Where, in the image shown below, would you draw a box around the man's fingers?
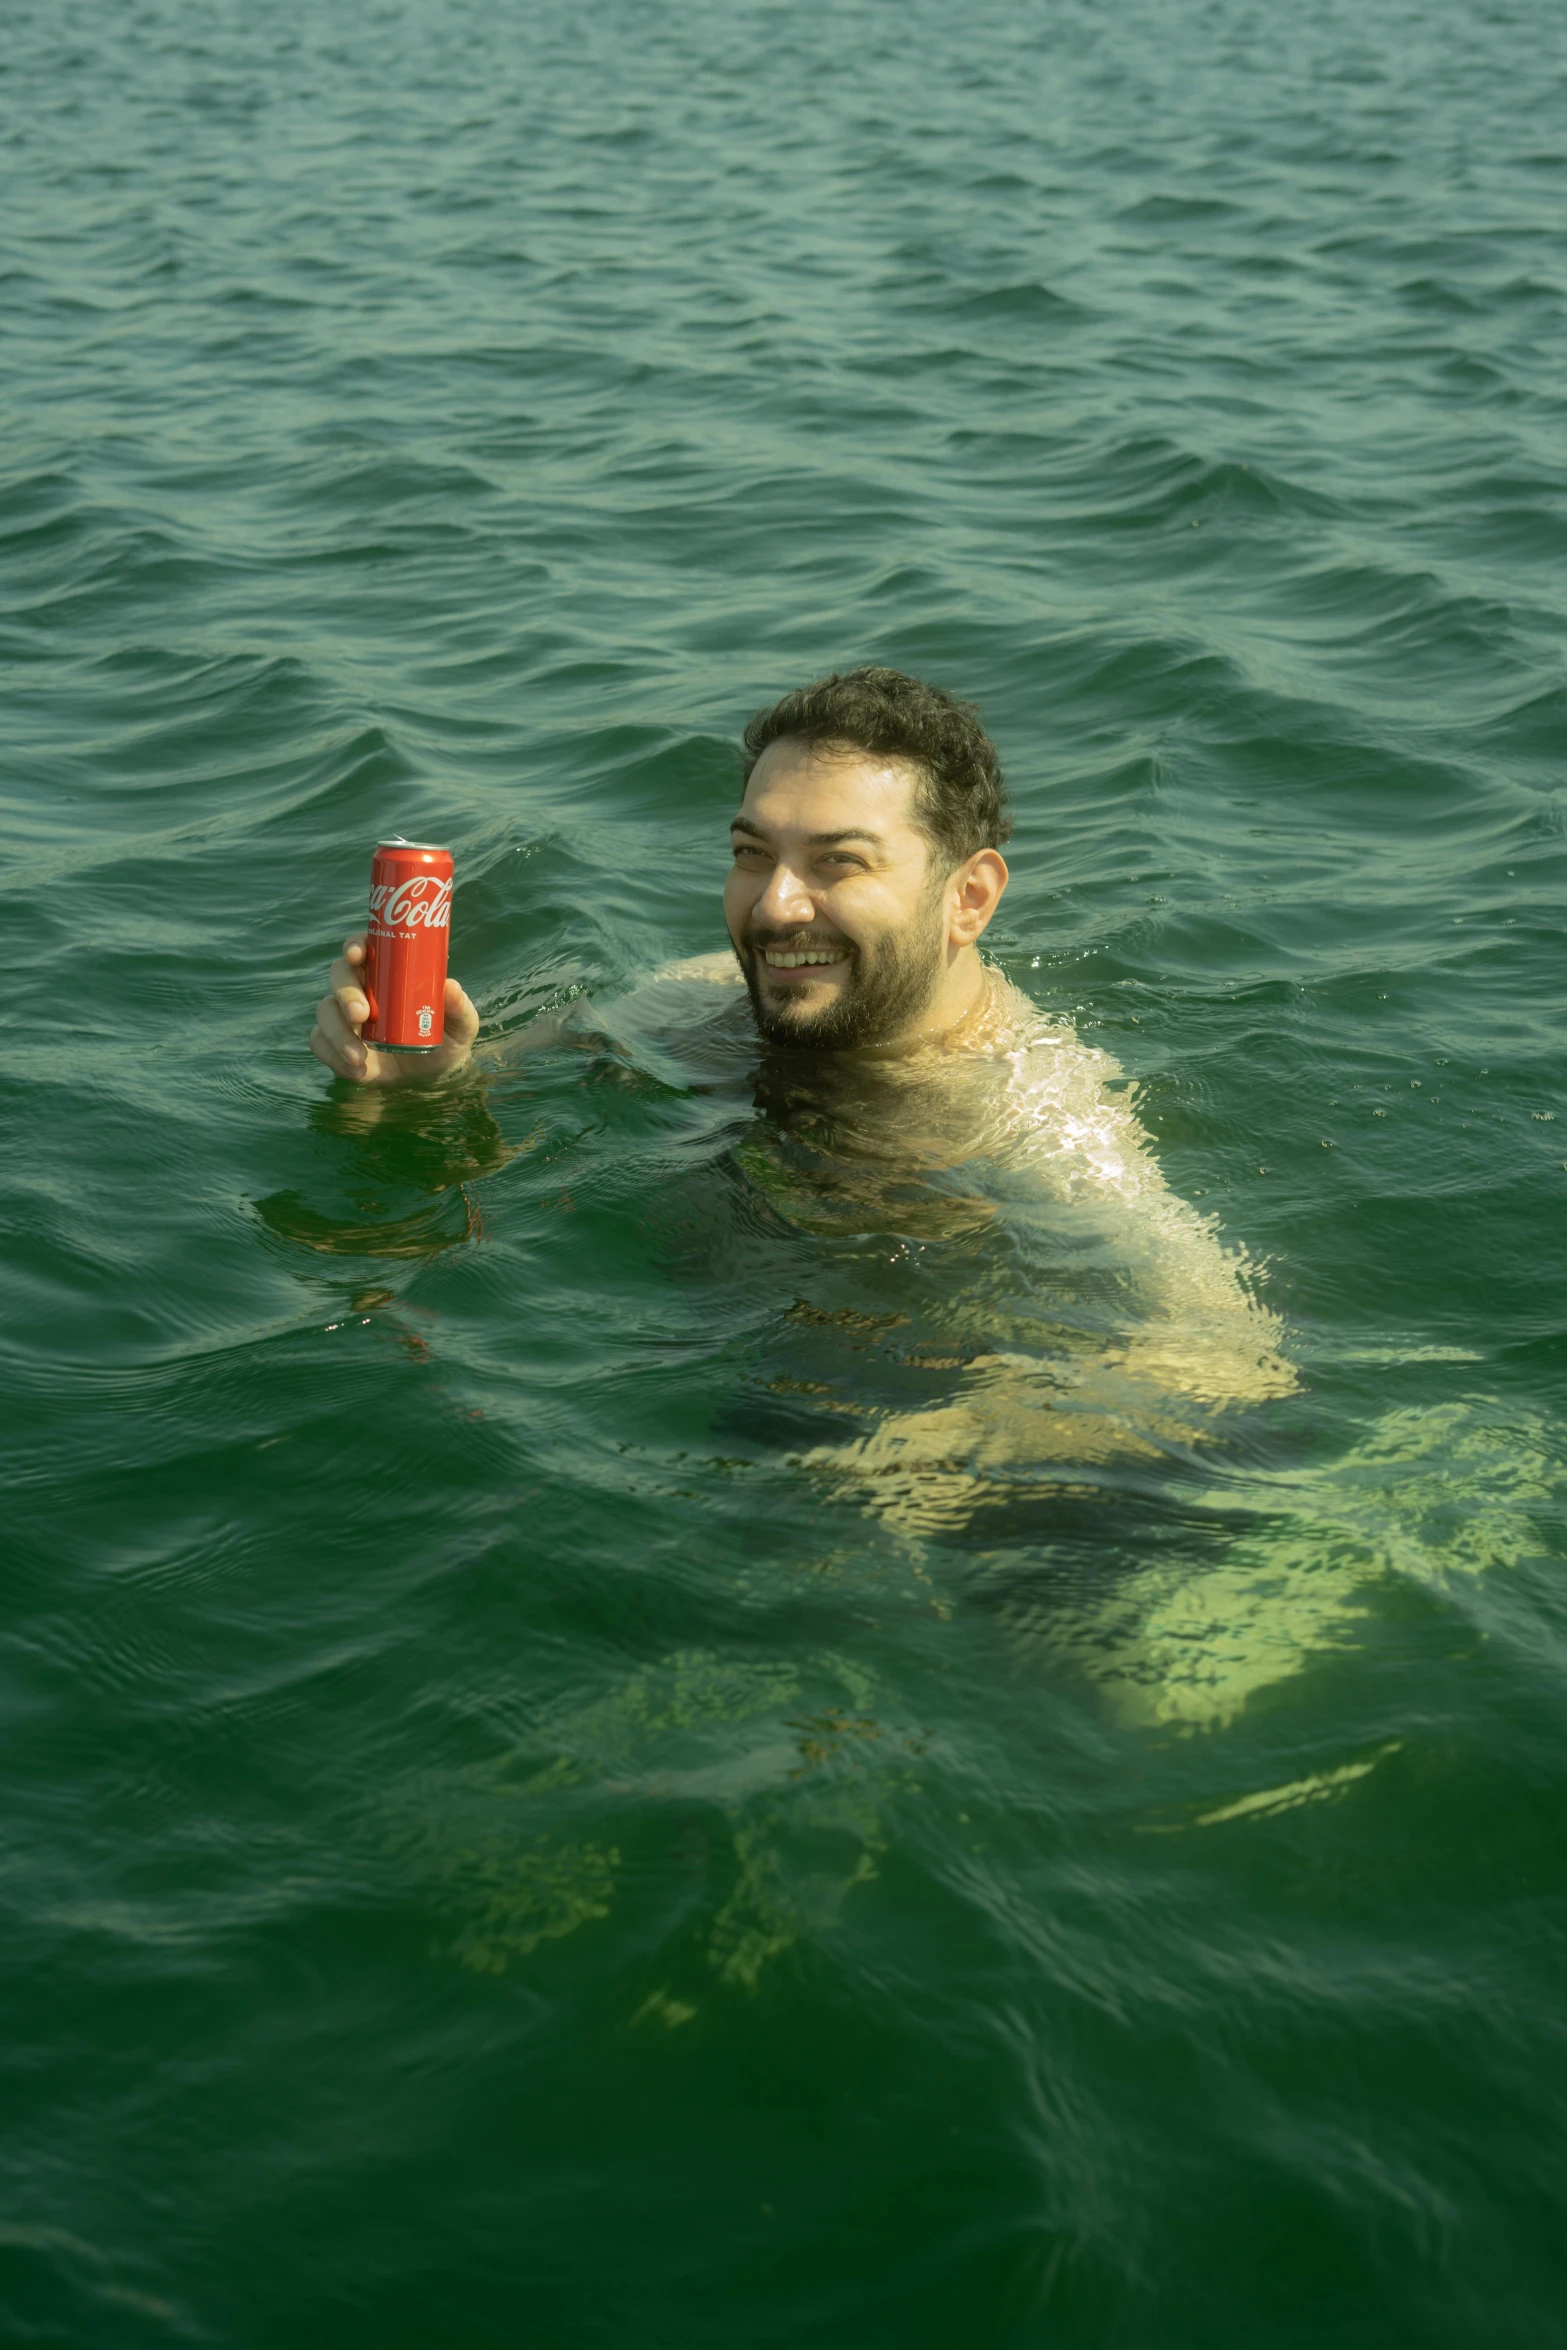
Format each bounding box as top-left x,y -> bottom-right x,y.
327,957 -> 371,1025
331,936 -> 372,1025
309,1022 -> 370,1081
314,992 -> 356,1045
443,978 -> 481,1050
314,994 -> 368,1073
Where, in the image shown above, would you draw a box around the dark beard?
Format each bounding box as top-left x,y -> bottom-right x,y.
734,892 -> 947,1053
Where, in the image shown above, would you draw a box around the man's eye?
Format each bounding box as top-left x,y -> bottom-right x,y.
732,844 -> 768,861
820,855 -> 865,872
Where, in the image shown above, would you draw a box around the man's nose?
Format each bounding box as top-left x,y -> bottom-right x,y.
757,859 -> 816,926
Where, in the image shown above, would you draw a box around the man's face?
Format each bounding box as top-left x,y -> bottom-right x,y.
724,739 -> 951,1051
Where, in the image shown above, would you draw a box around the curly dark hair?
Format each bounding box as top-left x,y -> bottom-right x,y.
740,665 -> 1011,869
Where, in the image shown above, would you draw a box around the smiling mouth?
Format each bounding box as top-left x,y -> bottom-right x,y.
759,946 -> 847,973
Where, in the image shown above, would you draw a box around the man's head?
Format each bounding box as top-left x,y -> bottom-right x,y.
724,667 -> 1011,1052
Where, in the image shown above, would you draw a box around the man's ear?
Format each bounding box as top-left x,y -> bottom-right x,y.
947,850 -> 1009,946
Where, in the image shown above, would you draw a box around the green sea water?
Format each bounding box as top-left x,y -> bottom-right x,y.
5,0 -> 1566,2341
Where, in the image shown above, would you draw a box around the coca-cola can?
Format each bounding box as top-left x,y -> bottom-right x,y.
362,838 -> 453,1050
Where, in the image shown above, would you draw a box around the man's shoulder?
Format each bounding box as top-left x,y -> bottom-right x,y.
553,948 -> 749,1084
959,974 -> 1108,1070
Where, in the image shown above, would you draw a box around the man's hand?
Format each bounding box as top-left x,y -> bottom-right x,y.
309,934 -> 480,1085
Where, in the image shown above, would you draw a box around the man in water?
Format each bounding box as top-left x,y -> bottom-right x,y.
309,667 -> 1292,1501
311,666 -> 1016,1082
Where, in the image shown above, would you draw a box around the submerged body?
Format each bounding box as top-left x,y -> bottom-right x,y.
565,949 -> 1295,1527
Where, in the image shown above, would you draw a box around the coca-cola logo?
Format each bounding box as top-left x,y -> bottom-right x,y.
368,874 -> 452,930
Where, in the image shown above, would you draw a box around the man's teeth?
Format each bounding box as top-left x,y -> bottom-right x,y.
763,948 -> 842,969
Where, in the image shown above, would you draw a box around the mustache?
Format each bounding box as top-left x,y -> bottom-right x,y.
743,926 -> 854,955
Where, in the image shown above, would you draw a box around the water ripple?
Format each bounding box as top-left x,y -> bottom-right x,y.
4,0 -> 1566,2337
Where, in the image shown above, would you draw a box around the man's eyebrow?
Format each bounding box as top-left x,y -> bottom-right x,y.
729,816 -> 888,848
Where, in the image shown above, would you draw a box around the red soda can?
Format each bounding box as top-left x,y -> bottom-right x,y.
362,838 -> 454,1050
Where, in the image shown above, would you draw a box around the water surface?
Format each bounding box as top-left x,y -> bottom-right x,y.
4,0 -> 1566,2341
